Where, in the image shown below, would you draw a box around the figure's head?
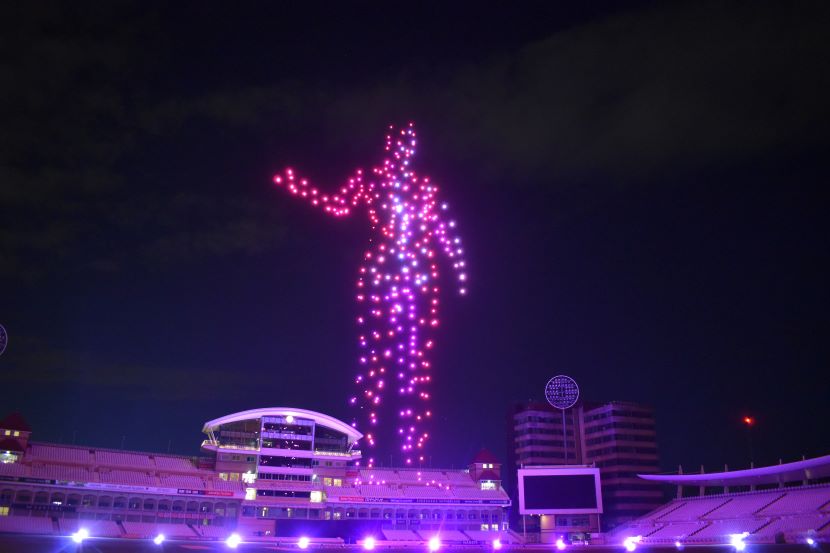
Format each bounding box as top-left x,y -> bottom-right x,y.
383,122 -> 417,170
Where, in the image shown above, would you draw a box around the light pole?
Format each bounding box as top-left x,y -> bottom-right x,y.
742,416 -> 755,466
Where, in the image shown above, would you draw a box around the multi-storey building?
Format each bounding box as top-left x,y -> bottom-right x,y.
581,401 -> 663,530
507,400 -> 663,533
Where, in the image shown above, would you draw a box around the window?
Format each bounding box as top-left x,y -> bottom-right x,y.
0,506 -> 8,516
245,488 -> 257,501
480,481 -> 496,490
310,491 -> 323,503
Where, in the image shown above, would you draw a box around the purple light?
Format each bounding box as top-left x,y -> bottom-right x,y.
492,538 -> 503,550
298,536 -> 311,549
428,536 -> 441,552
71,528 -> 89,543
623,536 -> 642,552
729,532 -> 749,551
274,123 -> 467,463
363,536 -> 376,550
556,538 -> 567,551
226,533 -> 242,549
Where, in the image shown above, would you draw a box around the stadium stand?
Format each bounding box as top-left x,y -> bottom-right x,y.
757,487 -> 830,515
703,492 -> 786,518
645,522 -> 707,540
418,529 -> 469,542
158,474 -> 206,489
30,464 -> 91,482
381,529 -> 421,540
121,521 -> 200,538
691,519 -> 769,540
0,462 -> 29,478
94,450 -> 155,468
209,479 -> 245,492
195,525 -> 233,538
99,469 -> 159,486
0,516 -> 55,535
657,497 -> 731,521
29,443 -> 91,464
401,485 -> 451,498
154,455 -> 198,472
612,484 -> 830,545
58,518 -> 122,537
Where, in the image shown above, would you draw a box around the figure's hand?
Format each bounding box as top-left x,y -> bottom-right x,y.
432,201 -> 468,296
273,168 -> 368,218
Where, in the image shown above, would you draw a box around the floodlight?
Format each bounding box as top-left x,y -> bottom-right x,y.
556,538 -> 567,550
623,536 -> 642,552
226,533 -> 242,549
428,536 -> 441,551
71,528 -> 90,543
729,532 -> 749,552
154,533 -> 166,545
492,538 -> 503,550
363,536 -> 376,550
298,536 -> 311,549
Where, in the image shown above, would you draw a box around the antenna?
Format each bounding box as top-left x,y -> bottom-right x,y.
544,375 -> 580,462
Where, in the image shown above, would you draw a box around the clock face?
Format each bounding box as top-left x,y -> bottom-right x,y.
545,375 -> 579,410
0,324 -> 6,356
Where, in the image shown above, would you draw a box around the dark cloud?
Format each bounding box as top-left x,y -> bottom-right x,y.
1,1 -> 828,465
4,1 -> 827,280
1,335 -> 243,402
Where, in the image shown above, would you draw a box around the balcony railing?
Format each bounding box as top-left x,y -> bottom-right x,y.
201,440 -> 259,451
313,449 -> 361,458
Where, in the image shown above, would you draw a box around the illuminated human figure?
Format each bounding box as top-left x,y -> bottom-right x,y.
273,123 -> 466,466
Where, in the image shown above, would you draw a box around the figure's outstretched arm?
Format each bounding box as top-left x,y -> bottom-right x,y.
273,167 -> 371,217
431,197 -> 468,296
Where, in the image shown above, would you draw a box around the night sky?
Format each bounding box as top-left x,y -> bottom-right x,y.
1,2 -> 828,472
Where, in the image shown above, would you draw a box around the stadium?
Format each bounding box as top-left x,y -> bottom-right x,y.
609,456 -> 830,546
2,409 -> 829,551
0,409 -> 515,548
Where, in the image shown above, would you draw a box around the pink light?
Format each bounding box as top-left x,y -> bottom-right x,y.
273,123 -> 466,458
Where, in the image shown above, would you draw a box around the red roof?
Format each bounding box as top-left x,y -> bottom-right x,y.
0,438 -> 23,452
473,448 -> 499,465
0,413 -> 31,432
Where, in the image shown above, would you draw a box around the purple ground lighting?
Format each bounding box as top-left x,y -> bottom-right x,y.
274,123 -> 466,466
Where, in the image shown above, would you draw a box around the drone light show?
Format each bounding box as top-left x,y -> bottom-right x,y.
273,123 -> 466,466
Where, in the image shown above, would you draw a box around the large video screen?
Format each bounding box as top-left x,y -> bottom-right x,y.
518,468 -> 603,514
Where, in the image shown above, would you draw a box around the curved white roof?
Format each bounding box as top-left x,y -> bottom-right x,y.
202,407 -> 362,442
639,454 -> 830,486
